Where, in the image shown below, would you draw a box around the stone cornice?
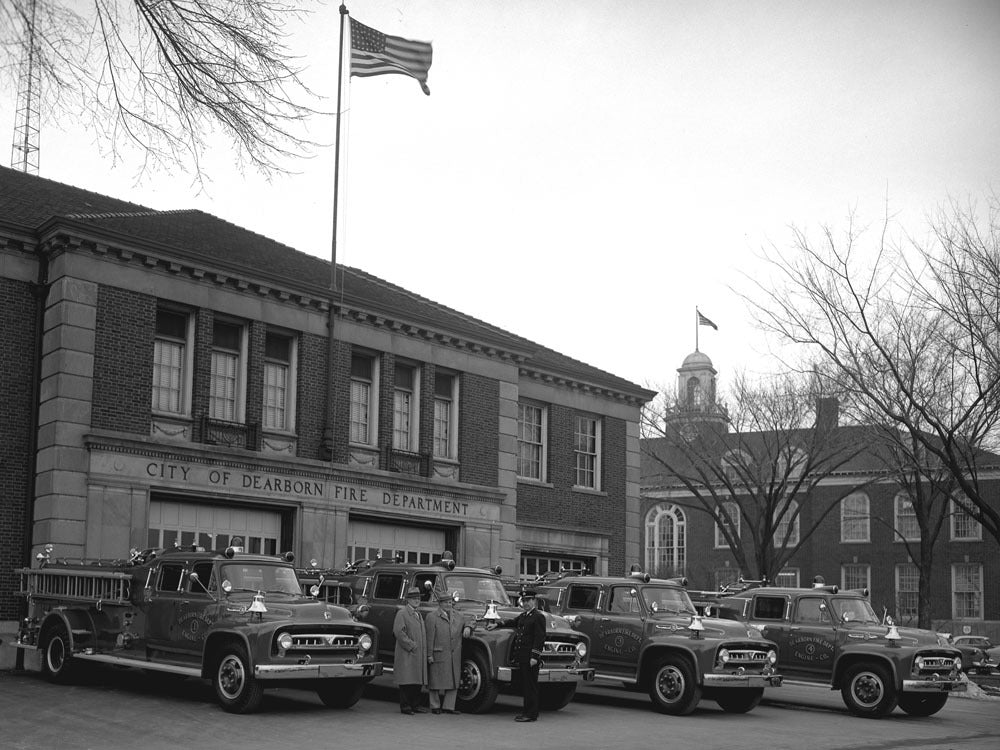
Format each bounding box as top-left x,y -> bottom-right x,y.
518,366 -> 652,408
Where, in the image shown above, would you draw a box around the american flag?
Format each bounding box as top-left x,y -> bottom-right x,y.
697,311 -> 718,330
351,19 -> 433,95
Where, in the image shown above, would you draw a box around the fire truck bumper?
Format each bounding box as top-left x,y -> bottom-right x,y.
255,661 -> 383,680
496,666 -> 596,683
704,673 -> 782,688
901,677 -> 966,693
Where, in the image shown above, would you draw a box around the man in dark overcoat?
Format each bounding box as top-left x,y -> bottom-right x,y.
425,590 -> 464,714
494,589 -> 546,721
393,586 -> 427,714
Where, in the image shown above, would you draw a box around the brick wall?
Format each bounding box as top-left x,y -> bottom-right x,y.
296,331 -> 329,460
0,277 -> 36,619
92,286 -> 155,434
458,372 -> 498,486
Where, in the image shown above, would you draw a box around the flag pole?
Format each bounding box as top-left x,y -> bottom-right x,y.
323,2 -> 350,459
695,307 -> 699,352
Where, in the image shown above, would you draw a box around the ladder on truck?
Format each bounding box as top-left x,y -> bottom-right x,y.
19,566 -> 132,605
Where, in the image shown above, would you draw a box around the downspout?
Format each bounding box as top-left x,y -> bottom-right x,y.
17,242 -> 48,670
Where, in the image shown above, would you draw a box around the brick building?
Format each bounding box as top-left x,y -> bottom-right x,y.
641,349 -> 1000,634
0,167 -> 655,629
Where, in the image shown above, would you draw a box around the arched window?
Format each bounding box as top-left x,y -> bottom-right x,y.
840,492 -> 870,542
686,377 -> 703,407
645,504 -> 686,576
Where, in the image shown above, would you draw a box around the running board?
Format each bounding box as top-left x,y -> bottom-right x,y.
73,652 -> 201,677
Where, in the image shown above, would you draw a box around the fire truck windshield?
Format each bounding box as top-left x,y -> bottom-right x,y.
442,574 -> 511,605
220,563 -> 302,595
641,586 -> 697,615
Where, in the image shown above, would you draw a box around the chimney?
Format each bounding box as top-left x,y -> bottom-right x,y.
816,397 -> 839,431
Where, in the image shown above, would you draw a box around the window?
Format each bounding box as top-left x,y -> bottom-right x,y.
841,493 -> 870,542
951,498 -> 982,541
841,564 -> 870,592
393,363 -> 419,451
894,493 -> 920,541
189,561 -> 216,594
566,585 -> 601,611
519,554 -> 589,579
517,402 -> 547,481
157,563 -> 186,592
350,353 -> 378,445
774,568 -> 799,588
751,595 -> 787,620
574,415 -> 601,489
372,573 -> 405,600
609,586 -> 641,614
433,372 -> 458,459
714,501 -> 740,548
210,320 -> 245,422
795,597 -> 829,624
152,308 -> 191,414
895,563 -> 918,623
687,376 -> 702,406
645,504 -> 686,577
773,500 -> 800,547
263,331 -> 295,431
720,450 -> 750,484
952,563 -> 983,620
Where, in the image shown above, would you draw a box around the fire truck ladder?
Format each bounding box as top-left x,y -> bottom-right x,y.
18,567 -> 132,605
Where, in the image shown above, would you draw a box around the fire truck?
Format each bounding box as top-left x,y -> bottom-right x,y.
9,543 -> 383,713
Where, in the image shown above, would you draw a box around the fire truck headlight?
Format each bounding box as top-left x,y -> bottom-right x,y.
718,648 -> 731,665
358,634 -> 373,652
914,656 -> 925,671
952,657 -> 962,671
277,632 -> 293,651
575,642 -> 588,659
767,649 -> 778,665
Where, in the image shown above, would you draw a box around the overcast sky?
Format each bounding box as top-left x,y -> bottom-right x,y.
4,0 -> 999,393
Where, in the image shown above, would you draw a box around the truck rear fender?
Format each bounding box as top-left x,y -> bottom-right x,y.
831,652 -> 899,690
201,631 -> 253,680
39,608 -> 99,651
637,644 -> 700,687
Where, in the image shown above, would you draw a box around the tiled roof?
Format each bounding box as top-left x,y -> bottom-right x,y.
1,167 -> 653,400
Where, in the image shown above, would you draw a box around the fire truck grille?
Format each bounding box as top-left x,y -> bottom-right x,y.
541,639 -> 581,664
914,655 -> 957,672
723,649 -> 769,663
278,632 -> 361,651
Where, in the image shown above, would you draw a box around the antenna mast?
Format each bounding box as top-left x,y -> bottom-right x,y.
11,0 -> 40,174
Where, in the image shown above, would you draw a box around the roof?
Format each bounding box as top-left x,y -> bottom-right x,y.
0,167 -> 654,403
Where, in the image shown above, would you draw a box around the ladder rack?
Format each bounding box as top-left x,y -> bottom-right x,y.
19,567 -> 132,605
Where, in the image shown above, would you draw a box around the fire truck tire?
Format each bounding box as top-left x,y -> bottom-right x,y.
648,655 -> 701,715
316,678 -> 365,708
897,692 -> 948,717
713,687 -> 764,713
457,651 -> 499,714
537,683 -> 576,711
214,644 -> 264,713
841,662 -> 898,718
40,622 -> 76,684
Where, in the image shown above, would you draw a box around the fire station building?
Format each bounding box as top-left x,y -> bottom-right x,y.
0,167 -> 655,631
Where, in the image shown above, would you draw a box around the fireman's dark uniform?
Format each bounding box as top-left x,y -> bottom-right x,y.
498,592 -> 546,721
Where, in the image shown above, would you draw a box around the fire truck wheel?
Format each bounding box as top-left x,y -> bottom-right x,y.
897,692 -> 948,717
537,683 -> 577,711
648,655 -> 701,715
841,662 -> 898,718
40,622 -> 76,684
214,644 -> 264,713
316,678 -> 365,708
457,651 -> 499,714
713,687 -> 764,713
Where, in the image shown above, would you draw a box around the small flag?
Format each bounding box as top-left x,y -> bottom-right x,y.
697,311 -> 718,330
351,18 -> 433,95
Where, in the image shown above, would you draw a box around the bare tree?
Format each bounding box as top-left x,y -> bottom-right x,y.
642,371 -> 870,584
747,199 -> 1000,544
1,0 -> 320,180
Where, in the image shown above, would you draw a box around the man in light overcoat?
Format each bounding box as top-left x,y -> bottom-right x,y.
425,590 -> 464,714
393,586 -> 428,714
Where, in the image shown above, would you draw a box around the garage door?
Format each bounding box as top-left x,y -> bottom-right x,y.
348,520 -> 446,565
149,499 -> 281,555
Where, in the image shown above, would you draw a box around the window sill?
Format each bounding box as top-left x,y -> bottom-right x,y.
840,539 -> 871,544
517,478 -> 554,488
571,486 -> 606,497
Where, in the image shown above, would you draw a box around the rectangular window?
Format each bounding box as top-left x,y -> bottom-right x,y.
951,499 -> 982,541
393,363 -> 418,451
152,308 -> 190,414
840,492 -> 870,542
895,563 -> 919,622
433,372 -> 457,459
894,494 -> 920,541
772,501 -> 800,547
263,331 -> 295,431
774,568 -> 799,588
517,402 -> 547,480
574,415 -> 601,489
841,564 -> 870,592
372,573 -> 405,600
751,595 -> 787,620
714,501 -> 740,548
350,354 -> 378,445
952,563 -> 983,620
210,320 -> 244,422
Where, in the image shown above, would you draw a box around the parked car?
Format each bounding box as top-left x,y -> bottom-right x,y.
949,635 -> 999,674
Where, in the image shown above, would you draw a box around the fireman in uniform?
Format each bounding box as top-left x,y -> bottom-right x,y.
493,589 -> 546,722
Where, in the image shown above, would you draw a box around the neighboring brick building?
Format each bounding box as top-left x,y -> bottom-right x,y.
641,349 -> 1000,634
0,166 -> 655,628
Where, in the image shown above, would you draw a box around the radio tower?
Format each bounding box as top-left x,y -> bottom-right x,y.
10,0 -> 41,174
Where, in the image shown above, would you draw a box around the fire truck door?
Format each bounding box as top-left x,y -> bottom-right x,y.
147,560 -> 210,656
